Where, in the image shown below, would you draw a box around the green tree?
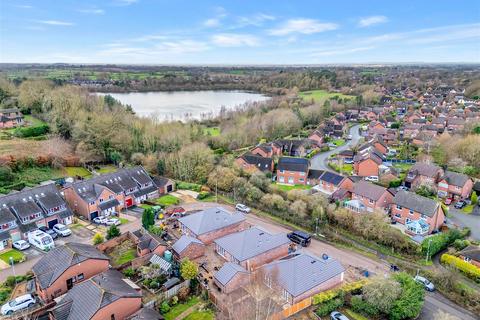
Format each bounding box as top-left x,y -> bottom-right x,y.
471,192 -> 478,205
180,259 -> 198,280
106,225 -> 120,240
109,150 -> 122,165
92,232 -> 104,245
389,273 -> 425,320
0,166 -> 14,185
142,208 -> 155,229
157,159 -> 166,175
363,277 -> 402,314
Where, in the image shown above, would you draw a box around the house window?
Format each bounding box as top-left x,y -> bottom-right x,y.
299,172 -> 305,176
108,195 -> 114,200
282,289 -> 290,303
89,201 -> 95,205
279,170 -> 284,173
406,218 -> 411,223
279,176 -> 285,183
77,273 -> 84,281
369,199 -> 374,204
99,198 -> 104,203
396,205 -> 402,210
299,178 -> 304,182
217,246 -> 226,258
464,257 -> 471,263
409,210 -> 414,215
395,214 -> 401,218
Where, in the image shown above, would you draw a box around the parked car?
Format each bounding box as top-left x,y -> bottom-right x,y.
344,159 -> 354,164
414,275 -> 435,291
105,218 -> 120,226
454,201 -> 467,209
1,294 -> 36,315
287,230 -> 311,247
444,198 -> 453,205
53,223 -> 72,237
397,186 -> 409,191
38,226 -> 58,240
365,176 -> 379,182
167,206 -> 186,216
235,203 -> 251,213
12,240 -> 30,251
28,230 -> 55,251
330,311 -> 349,320
347,134 -> 353,140
93,216 -> 108,225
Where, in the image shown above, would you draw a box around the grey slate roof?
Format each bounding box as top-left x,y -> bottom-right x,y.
319,171 -> 344,186
239,153 -> 273,172
459,245 -> 480,262
408,163 -> 441,178
178,207 -> 245,236
214,226 -> 290,262
214,262 -> 249,286
394,190 -> 439,217
32,243 -> 109,289
353,181 -> 388,201
97,198 -> 120,210
0,207 -> 16,225
172,235 -> 204,254
262,253 -> 345,297
127,308 -> 165,320
53,269 -> 142,320
441,171 -> 470,187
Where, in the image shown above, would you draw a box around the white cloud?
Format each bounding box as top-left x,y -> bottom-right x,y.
35,20 -> 75,26
204,18 -> 221,27
268,19 -> 338,36
211,33 -> 260,47
203,6 -> 227,28
155,40 -> 210,53
310,46 -> 375,57
78,8 -> 105,15
235,13 -> 275,27
114,0 -> 138,6
358,15 -> 388,27
16,5 -> 33,9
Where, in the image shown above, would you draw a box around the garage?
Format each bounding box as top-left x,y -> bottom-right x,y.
167,184 -> 173,192
90,211 -> 99,220
125,198 -> 133,207
48,219 -> 58,229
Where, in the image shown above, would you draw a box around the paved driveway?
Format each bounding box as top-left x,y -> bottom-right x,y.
447,208 -> 480,240
310,124 -> 362,171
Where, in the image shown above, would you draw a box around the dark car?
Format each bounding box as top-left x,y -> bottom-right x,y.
38,226 -> 58,240
287,230 -> 311,247
454,201 -> 467,209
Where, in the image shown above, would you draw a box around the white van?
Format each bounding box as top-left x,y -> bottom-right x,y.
28,230 -> 55,251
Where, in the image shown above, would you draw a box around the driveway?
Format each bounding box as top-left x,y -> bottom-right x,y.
310,124 -> 362,171
447,208 -> 480,240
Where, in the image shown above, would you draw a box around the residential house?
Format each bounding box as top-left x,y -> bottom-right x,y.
50,269 -> 142,320
346,181 -> 393,213
313,171 -> 353,195
353,150 -> 383,177
214,262 -> 250,293
178,207 -> 246,244
277,157 -> 310,185
0,108 -> 23,128
437,171 -> 473,200
251,143 -> 282,158
391,191 -> 445,235
308,130 -> 324,146
63,166 -> 159,221
273,139 -> 316,157
132,229 -> 167,257
32,243 -> 109,302
458,246 -> 480,268
127,308 -> 164,320
172,235 -> 205,260
404,163 -> 443,190
262,253 -> 345,305
307,169 -> 324,186
0,184 -> 73,247
446,117 -> 466,132
235,153 -> 274,173
152,176 -> 174,195
214,226 -> 290,271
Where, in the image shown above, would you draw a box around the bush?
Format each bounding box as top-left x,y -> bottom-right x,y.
389,179 -> 402,188
176,181 -> 202,192
350,296 -> 379,317
171,296 -> 178,306
142,208 -> 155,229
312,279 -> 366,305
106,224 -> 120,240
92,233 -> 104,245
389,273 -> 425,320
197,191 -> 211,200
453,239 -> 470,251
123,267 -> 135,278
160,301 -> 170,314
315,297 -> 344,317
421,229 -> 464,256
441,254 -> 480,282
14,124 -> 49,138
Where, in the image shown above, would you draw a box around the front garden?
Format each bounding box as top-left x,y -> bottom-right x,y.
107,239 -> 137,266
0,249 -> 26,264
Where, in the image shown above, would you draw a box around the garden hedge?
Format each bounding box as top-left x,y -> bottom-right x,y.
312,279 -> 367,305
441,253 -> 480,282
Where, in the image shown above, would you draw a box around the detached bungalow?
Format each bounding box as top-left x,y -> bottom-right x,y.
214,262 -> 250,293
313,171 -> 353,195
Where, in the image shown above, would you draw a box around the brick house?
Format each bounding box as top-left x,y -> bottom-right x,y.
235,153 -> 274,173
273,139 -> 317,157
458,246 -> 480,268
0,108 -> 23,128
391,190 -> 445,235
63,166 -> 159,221
172,235 -> 205,260
0,184 -> 73,247
132,229 -> 167,257
404,163 -> 444,190
262,253 -> 345,305
346,181 -> 393,213
32,243 -> 109,302
50,269 -> 142,320
152,176 -> 175,195
214,226 -> 291,271
251,143 -> 282,158
308,130 -> 324,146
353,151 -> 383,177
177,207 -> 246,244
313,171 -> 353,195
437,171 -> 474,200
277,157 -> 309,185
307,169 -> 325,186
214,262 -> 250,293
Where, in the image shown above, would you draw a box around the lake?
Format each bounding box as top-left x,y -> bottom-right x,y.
98,90 -> 270,121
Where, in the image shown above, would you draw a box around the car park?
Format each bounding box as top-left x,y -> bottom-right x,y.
1,294 -> 36,315
105,218 -> 120,226
330,311 -> 350,320
28,230 -> 55,251
53,223 -> 72,237
38,226 -> 58,240
93,216 -> 108,225
12,240 -> 30,251
414,275 -> 435,291
287,230 -> 311,247
235,203 -> 251,213
454,201 -> 466,209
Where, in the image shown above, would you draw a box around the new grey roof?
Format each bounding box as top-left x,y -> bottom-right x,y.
127,308 -> 165,320
214,262 -> 249,286
319,171 -> 344,186
214,226 -> 290,262
178,207 -> 245,236
394,191 -> 439,217
262,253 -> 345,297
441,171 -> 470,187
239,153 -> 273,172
172,235 -> 204,254
97,198 -> 120,210
277,157 -> 309,173
53,269 -> 142,320
32,243 -> 109,289
353,181 -> 388,201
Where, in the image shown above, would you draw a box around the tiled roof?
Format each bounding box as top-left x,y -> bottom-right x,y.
178,207 -> 245,236
214,262 -> 249,286
394,191 -> 439,217
459,245 -> 480,262
441,171 -> 470,187
277,157 -> 309,173
353,181 -> 387,201
239,153 -> 273,171
407,163 -> 441,178
172,235 -> 204,254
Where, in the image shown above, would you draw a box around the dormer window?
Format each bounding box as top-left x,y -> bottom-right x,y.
99,198 -> 104,203
89,201 -> 95,205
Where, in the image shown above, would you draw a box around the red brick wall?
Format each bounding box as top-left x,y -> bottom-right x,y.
175,243 -> 205,260
391,205 -> 445,233
292,273 -> 343,304
354,159 -> 379,177
242,243 -> 290,271
91,297 -> 142,320
193,221 -> 247,245
215,271 -> 250,294
251,147 -> 271,158
63,186 -> 118,220
277,170 -> 308,185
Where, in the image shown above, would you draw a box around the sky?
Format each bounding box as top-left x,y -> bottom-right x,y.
1,0 -> 479,64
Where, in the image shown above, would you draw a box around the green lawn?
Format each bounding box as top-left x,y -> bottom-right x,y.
393,163 -> 413,173
112,248 -> 136,266
184,310 -> 214,320
204,127 -> 220,137
299,90 -> 355,103
64,166 -> 92,178
0,249 -> 26,264
462,204 -> 474,214
96,165 -> 117,174
12,166 -> 65,186
154,195 -> 180,207
139,204 -> 153,210
23,115 -> 47,126
273,183 -> 312,192
163,297 -> 200,320
332,138 -> 346,146
199,194 -> 235,205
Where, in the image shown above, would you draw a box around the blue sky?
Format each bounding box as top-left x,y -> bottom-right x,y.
1,0 -> 479,64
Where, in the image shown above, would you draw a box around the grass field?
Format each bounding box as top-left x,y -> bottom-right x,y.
163,297 -> 200,320
393,163 -> 413,173
0,249 -> 26,264
23,115 -> 47,126
96,165 -> 118,174
64,166 -> 92,178
273,183 -> 312,192
183,310 -> 214,320
204,127 -> 220,136
299,90 -> 355,103
112,248 -> 136,266
332,138 -> 346,146
154,195 -> 180,207
15,166 -> 65,184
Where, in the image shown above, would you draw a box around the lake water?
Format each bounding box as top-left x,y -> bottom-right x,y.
98,90 -> 270,121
